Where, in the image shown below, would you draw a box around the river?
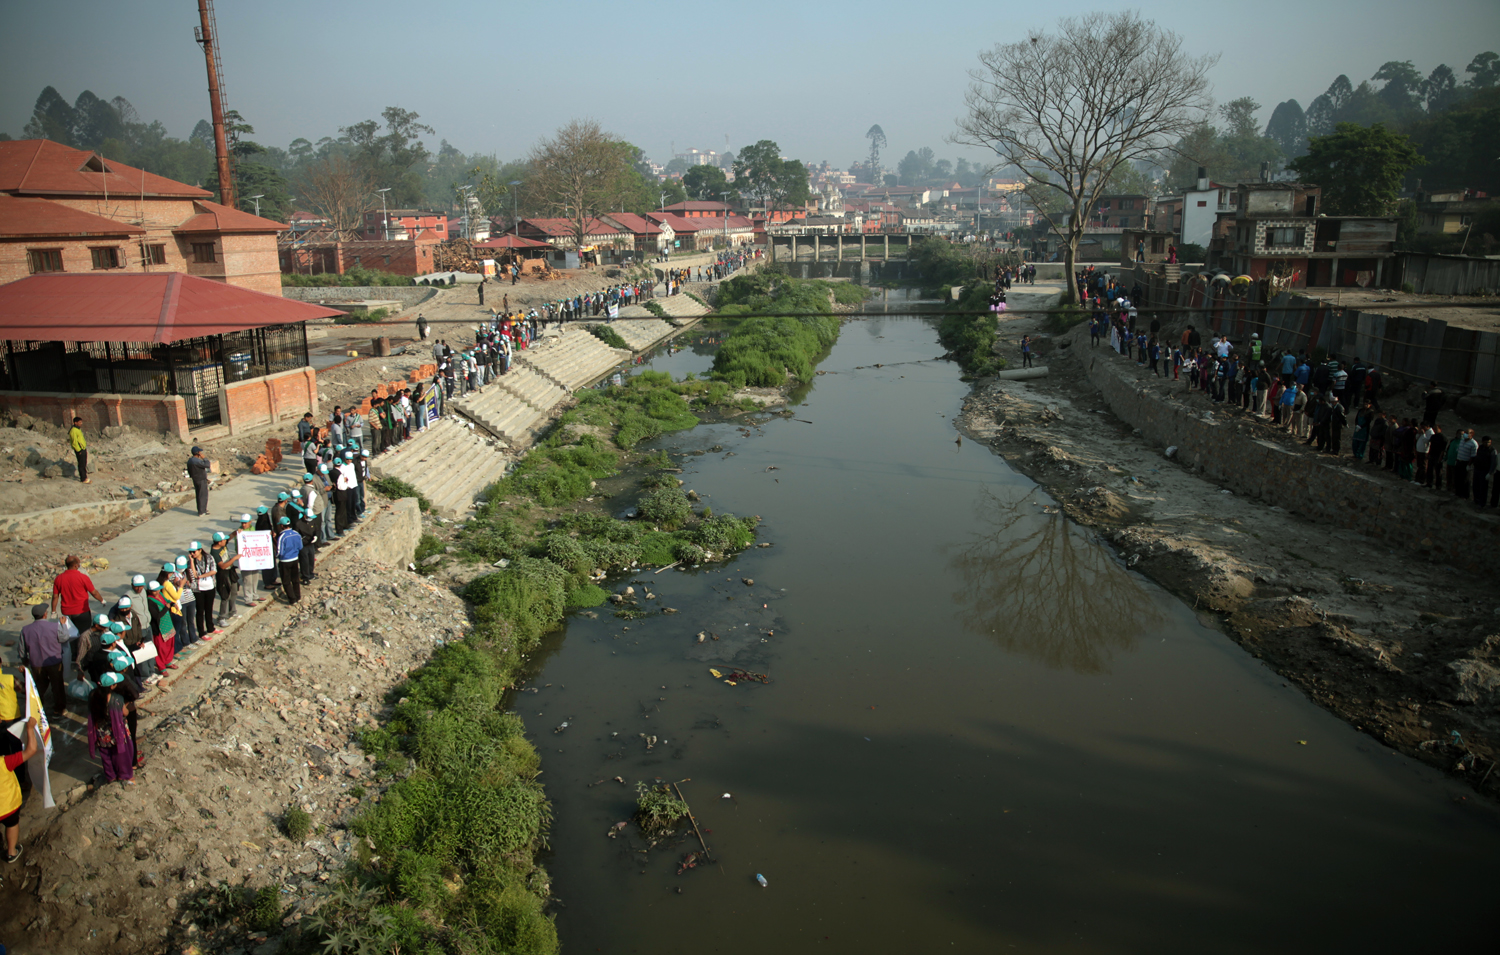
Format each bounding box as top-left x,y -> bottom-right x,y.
522,298 -> 1500,954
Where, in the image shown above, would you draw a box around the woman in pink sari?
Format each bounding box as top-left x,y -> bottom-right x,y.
89,672 -> 135,785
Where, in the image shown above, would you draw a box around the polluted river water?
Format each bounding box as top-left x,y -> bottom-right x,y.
522,299 -> 1499,953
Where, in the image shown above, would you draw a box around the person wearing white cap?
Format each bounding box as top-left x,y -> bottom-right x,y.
235,514 -> 263,607
186,542 -> 220,638
210,532 -> 239,623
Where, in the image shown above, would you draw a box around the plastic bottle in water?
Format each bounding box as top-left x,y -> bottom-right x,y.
755,873 -> 768,888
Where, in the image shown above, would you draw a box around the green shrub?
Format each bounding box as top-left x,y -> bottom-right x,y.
244,884 -> 283,932
638,486 -> 692,529
711,313 -> 840,386
284,804 -> 312,842
464,557 -> 570,647
635,782 -> 689,834
590,324 -> 630,349
937,284 -> 1008,377
372,476 -> 431,512
414,533 -> 444,566
565,582 -> 609,608
1043,304 -> 1089,335
643,300 -> 667,318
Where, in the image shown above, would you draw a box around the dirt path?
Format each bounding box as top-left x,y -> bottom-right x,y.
957,284 -> 1500,798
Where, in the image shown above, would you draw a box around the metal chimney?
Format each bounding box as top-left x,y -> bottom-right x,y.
1195,166 -> 1208,192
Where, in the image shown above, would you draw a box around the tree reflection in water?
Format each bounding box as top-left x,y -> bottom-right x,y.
947,488 -> 1163,673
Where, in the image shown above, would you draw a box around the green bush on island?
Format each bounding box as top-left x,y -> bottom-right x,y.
937,283 -> 1008,378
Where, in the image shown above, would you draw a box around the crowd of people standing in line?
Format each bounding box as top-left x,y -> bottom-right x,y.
11,427 -> 375,814
1080,268 -> 1499,507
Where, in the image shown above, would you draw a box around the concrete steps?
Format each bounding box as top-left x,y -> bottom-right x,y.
452,387 -> 548,446
368,417 -> 507,517
494,364 -> 568,411
518,328 -> 629,391
652,293 -> 712,321
595,317 -> 676,351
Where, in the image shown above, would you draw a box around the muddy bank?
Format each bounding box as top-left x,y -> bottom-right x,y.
956,286 -> 1500,798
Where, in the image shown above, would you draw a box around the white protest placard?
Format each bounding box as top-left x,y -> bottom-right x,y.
607,303 -> 619,319
237,530 -> 275,571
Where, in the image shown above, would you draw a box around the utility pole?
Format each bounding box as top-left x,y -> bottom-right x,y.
194,0 -> 235,210
721,191 -> 731,248
376,187 -> 391,240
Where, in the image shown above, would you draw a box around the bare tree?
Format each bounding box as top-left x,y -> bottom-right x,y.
953,11 -> 1215,303
527,119 -> 633,252
297,154 -> 374,235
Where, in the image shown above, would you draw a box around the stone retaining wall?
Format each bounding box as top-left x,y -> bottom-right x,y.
0,491 -> 195,541
281,286 -> 438,310
1082,344 -> 1500,576
349,496 -> 421,568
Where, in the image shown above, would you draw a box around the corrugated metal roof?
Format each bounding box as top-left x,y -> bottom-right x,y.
0,273 -> 343,343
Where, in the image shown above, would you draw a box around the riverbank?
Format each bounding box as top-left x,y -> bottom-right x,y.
956,284 -> 1500,797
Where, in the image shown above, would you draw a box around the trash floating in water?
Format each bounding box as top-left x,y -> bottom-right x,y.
756,873 -> 768,888
722,793 -> 733,799
709,666 -> 771,686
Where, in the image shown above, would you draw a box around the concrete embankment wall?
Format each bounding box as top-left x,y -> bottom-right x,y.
281,286 -> 438,311
350,496 -> 422,567
1081,344 -> 1500,577
0,491 -> 194,541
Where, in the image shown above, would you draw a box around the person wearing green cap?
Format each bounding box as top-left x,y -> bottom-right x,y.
88,672 -> 134,785
211,532 -> 240,624
186,542 -> 220,638
146,580 -> 177,671
109,594 -> 155,684
173,556 -> 200,648
157,563 -> 191,653
315,466 -> 337,542
270,492 -> 291,529
276,516 -> 303,604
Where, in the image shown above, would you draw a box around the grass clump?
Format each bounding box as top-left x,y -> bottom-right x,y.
414,533 -> 444,567
638,485 -> 693,529
244,885 -> 284,932
590,324 -> 630,349
371,476 -> 432,512
635,782 -> 689,834
643,300 -> 668,318
283,804 -> 312,842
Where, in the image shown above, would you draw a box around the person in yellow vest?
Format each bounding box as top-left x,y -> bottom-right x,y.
2,682 -> 42,863
68,416 -> 90,484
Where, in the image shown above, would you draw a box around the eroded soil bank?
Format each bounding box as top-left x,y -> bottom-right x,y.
959,286 -> 1500,798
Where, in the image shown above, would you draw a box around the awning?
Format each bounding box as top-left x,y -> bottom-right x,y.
0,273 -> 345,343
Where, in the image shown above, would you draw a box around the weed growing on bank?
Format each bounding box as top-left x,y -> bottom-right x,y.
371,476 -> 432,512
938,284 -> 1009,378
589,324 -> 630,350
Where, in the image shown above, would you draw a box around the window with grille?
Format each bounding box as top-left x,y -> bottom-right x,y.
27,249 -> 64,273
192,242 -> 217,263
90,247 -> 121,270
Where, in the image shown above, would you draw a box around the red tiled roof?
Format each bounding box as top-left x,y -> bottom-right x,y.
661,200 -> 733,212
517,217 -> 620,237
472,234 -> 552,250
0,139 -> 212,199
0,194 -> 145,237
0,273 -> 343,343
176,199 -> 286,234
600,213 -> 662,235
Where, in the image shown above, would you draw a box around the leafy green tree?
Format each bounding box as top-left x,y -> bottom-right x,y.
1467,52 -> 1499,88
732,140 -> 810,214
681,163 -> 729,201
865,124 -> 886,182
1266,99 -> 1308,157
1402,86 -> 1500,194
1289,122 -> 1423,215
1305,75 -> 1353,137
204,112 -> 292,219
1373,60 -> 1424,116
22,86 -> 77,145
664,157 -> 692,176
341,106 -> 435,207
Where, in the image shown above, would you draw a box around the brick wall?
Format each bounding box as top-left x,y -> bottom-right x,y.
1082,346 -> 1500,576
219,367 -> 318,436
0,391 -> 189,442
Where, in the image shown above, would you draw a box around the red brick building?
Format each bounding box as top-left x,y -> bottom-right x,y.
0,139 -> 285,296
360,208 -> 448,241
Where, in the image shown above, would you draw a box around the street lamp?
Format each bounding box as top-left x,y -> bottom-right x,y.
244,193 -> 265,217
375,187 -> 392,240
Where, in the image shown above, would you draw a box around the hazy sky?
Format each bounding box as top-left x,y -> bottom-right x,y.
3,0 -> 1496,170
